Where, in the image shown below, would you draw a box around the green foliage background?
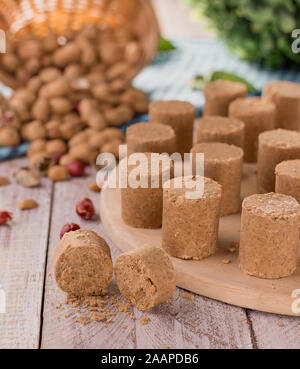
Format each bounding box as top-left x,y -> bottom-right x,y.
184,0 -> 300,69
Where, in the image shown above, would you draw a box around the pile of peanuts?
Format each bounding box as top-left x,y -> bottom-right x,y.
0,23 -> 149,175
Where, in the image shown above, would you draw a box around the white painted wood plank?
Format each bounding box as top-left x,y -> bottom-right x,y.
248,310 -> 300,349
0,158 -> 52,349
134,290 -> 254,349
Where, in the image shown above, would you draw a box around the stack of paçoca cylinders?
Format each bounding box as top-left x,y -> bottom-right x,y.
123,99 -> 221,263
121,79 -> 300,281
122,99 -> 198,233
122,90 -> 241,264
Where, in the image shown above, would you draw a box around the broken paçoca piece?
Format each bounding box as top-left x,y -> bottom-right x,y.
239,193 -> 300,279
115,244 -> 176,311
53,229 -> 113,296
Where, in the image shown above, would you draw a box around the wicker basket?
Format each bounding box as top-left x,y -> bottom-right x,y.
0,0 -> 160,89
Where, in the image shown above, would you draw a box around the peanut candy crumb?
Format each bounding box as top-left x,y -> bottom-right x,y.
222,258 -> 231,264
88,181 -> 101,192
181,292 -> 194,300
64,312 -> 73,318
229,241 -> 239,251
75,316 -> 90,325
140,316 -> 150,326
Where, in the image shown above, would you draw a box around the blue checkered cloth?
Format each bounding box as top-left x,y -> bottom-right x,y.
1,39 -> 300,160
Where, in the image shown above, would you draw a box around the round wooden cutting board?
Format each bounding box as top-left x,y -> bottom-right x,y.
100,164 -> 300,316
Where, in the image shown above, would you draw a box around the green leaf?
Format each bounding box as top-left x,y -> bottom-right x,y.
191,71 -> 258,93
185,0 -> 300,69
157,37 -> 176,52
210,71 -> 258,92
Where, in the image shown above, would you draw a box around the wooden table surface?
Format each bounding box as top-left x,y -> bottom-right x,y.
0,157 -> 300,349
